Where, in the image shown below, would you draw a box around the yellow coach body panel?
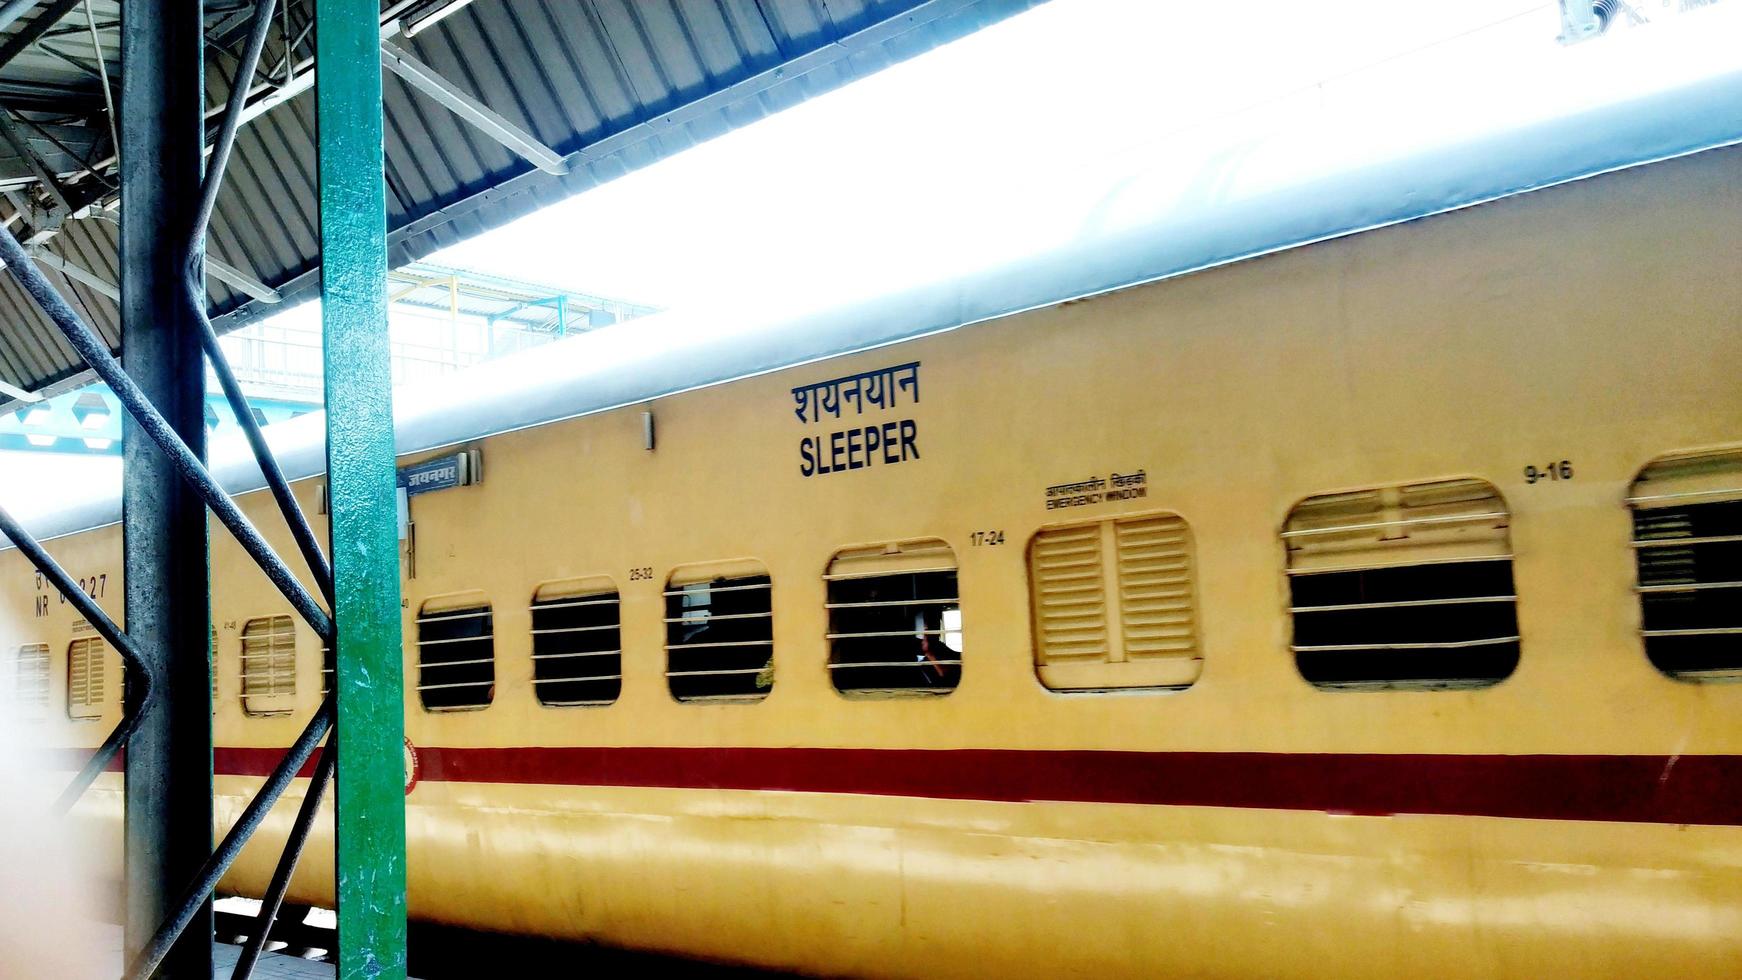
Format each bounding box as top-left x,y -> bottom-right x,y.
7,145 -> 1742,976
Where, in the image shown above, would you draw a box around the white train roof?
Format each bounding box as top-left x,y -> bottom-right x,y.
10,14 -> 1742,545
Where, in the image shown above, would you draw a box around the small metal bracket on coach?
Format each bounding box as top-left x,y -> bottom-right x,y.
1558,0 -> 1632,44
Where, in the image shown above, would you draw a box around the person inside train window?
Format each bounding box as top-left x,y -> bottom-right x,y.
826,540 -> 962,696
665,569 -> 774,702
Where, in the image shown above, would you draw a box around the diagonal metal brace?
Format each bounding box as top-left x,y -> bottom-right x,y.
183,0 -> 338,608
230,742 -> 336,980
0,502 -> 158,812
124,697 -> 335,980
0,220 -> 334,642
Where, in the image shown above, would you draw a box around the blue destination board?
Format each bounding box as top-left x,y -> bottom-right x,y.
398,452 -> 469,497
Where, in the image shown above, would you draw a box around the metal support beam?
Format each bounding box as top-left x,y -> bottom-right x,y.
0,108 -> 72,212
26,247 -> 119,300
0,0 -> 43,35
118,2 -> 212,976
0,0 -> 81,73
317,1 -> 409,977
0,377 -> 39,401
207,255 -> 282,302
380,38 -> 569,175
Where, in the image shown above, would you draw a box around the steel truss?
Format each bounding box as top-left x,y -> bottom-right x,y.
0,0 -> 405,977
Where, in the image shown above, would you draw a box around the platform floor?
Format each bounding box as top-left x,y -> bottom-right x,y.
212,943 -> 361,979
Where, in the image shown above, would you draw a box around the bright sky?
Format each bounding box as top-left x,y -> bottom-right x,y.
429,0 -> 1569,309
4,0 -> 1739,518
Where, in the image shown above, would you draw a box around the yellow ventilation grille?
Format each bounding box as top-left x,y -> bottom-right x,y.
67,635 -> 105,720
12,643 -> 49,717
1117,515 -> 1198,662
1031,512 -> 1201,690
1031,524 -> 1108,666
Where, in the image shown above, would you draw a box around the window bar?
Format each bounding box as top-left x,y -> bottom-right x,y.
528,597 -> 619,611
1284,554 -> 1515,576
1290,595 -> 1518,613
124,697 -> 334,980
662,611 -> 771,623
1635,580 -> 1742,593
825,628 -> 960,640
416,608 -> 495,622
0,503 -> 158,813
0,220 -> 334,643
1280,511 -> 1509,538
662,581 -> 771,597
229,739 -> 335,980
1631,534 -> 1742,548
417,635 -> 496,648
828,659 -> 965,669
1290,636 -> 1522,652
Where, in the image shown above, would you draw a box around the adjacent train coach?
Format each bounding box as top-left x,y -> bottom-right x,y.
3,143 -> 1741,978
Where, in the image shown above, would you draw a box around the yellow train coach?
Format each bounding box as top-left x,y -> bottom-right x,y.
5,144 -> 1742,977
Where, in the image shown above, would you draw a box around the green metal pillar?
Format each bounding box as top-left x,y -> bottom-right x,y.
315,1 -> 408,978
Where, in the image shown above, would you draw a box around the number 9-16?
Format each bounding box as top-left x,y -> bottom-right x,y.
1524,460 -> 1572,484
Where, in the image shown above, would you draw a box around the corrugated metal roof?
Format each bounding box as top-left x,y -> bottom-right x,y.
0,0 -> 1040,407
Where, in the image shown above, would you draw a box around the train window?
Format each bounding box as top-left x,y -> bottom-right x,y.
531,577 -> 621,707
664,560 -> 773,703
10,643 -> 49,718
825,539 -> 961,697
239,616 -> 297,717
67,623 -> 105,720
1030,513 -> 1202,691
416,594 -> 496,711
1629,448 -> 1742,681
1285,478 -> 1519,690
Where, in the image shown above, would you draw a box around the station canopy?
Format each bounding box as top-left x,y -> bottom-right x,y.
0,0 -> 1036,407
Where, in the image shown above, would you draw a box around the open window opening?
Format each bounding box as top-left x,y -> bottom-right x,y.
825,539 -> 961,697
1629,448 -> 1742,681
1285,478 -> 1519,690
416,594 -> 496,711
531,577 -> 622,707
664,561 -> 773,703
240,615 -> 297,717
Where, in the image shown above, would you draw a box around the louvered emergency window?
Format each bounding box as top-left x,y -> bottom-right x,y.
1285,478 -> 1519,690
240,616 -> 297,716
531,578 -> 621,707
1629,448 -> 1742,680
665,561 -> 773,703
1030,513 -> 1202,690
417,595 -> 495,711
67,624 -> 105,720
11,643 -> 49,717
826,539 -> 961,696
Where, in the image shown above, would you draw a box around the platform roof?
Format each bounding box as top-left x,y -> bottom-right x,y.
0,0 -> 1037,408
